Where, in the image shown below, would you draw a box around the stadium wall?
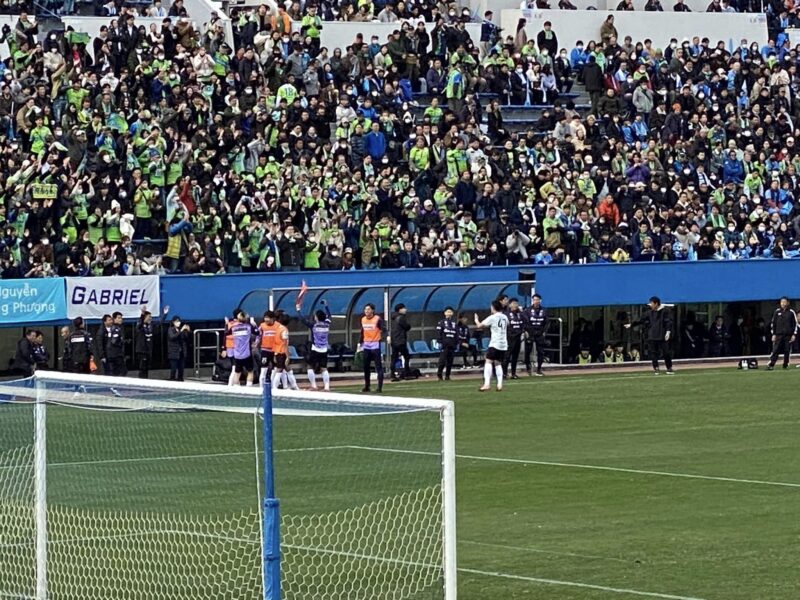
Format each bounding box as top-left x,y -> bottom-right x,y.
499,9 -> 769,48
0,260 -> 797,326
158,260 -> 800,321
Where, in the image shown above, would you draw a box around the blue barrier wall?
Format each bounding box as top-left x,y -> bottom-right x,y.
159,261 -> 800,321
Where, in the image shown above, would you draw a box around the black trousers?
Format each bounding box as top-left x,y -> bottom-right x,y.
390,343 -> 410,378
458,342 -> 475,366
524,334 -> 546,372
137,353 -> 150,379
108,356 -> 127,377
170,357 -> 185,381
648,340 -> 673,371
363,348 -> 384,391
437,345 -> 455,379
503,336 -> 522,375
769,334 -> 793,367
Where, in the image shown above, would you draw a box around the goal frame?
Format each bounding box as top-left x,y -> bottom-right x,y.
29,371 -> 457,600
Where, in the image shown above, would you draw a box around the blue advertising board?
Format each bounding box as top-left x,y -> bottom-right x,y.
0,279 -> 67,324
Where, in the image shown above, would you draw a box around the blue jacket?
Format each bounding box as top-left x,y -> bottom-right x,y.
570,48 -> 587,68
364,131 -> 387,160
722,158 -> 744,184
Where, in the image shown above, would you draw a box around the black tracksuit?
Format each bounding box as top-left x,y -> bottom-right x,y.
390,311 -> 411,379
503,308 -> 526,376
456,322 -> 473,366
436,318 -> 458,379
135,320 -> 155,378
768,307 -> 798,368
64,328 -> 93,374
524,306 -> 547,373
633,306 -> 673,371
103,324 -> 127,376
13,337 -> 36,377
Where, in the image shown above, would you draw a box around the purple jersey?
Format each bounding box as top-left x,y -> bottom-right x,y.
230,322 -> 254,359
300,307 -> 332,352
310,320 -> 331,352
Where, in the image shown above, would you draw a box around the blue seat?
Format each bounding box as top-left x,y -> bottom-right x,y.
480,338 -> 489,352
429,339 -> 440,351
288,346 -> 301,361
411,340 -> 437,356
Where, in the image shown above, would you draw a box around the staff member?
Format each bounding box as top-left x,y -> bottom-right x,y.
436,307 -> 459,381
167,315 -> 191,382
135,308 -> 155,378
64,317 -> 93,374
13,330 -> 38,377
359,303 -> 385,393
767,296 -> 797,370
624,296 -> 674,374
390,303 -> 411,381
503,298 -> 525,379
524,293 -> 547,376
106,312 -> 127,376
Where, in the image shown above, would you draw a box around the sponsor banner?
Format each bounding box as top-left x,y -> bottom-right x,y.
0,279 -> 67,324
66,276 -> 160,319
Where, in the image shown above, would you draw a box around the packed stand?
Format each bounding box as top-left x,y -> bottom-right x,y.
0,2 -> 799,278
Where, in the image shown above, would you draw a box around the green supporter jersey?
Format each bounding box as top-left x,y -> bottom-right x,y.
70,193 -> 88,221
301,14 -> 322,38
423,106 -> 443,124
65,88 -> 89,110
87,215 -> 104,245
134,189 -> 152,219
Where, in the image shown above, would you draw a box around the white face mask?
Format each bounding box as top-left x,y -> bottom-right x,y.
758,226 -> 766,232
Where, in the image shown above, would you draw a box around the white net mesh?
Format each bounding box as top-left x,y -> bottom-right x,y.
0,376 -> 450,600
0,441 -> 35,599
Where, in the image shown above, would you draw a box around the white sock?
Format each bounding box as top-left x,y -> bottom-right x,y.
246,380 -> 254,387
483,363 -> 492,387
307,369 -> 317,389
280,371 -> 288,389
322,370 -> 330,391
495,364 -> 504,388
259,367 -> 269,386
271,371 -> 281,389
228,370 -> 237,386
287,371 -> 299,390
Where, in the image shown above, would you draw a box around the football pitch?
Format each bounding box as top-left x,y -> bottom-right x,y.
381,367 -> 800,600
2,367 -> 799,600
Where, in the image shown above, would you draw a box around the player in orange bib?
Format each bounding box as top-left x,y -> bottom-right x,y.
258,311 -> 278,386
223,309 -> 241,386
272,311 -> 299,390
359,303 -> 385,393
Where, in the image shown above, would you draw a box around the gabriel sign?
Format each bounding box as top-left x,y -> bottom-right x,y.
66,276 -> 161,319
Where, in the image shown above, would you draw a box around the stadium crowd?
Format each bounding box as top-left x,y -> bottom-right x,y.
0,0 -> 799,279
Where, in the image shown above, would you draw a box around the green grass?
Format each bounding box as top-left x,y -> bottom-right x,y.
2,367 -> 799,599
379,367 -> 800,600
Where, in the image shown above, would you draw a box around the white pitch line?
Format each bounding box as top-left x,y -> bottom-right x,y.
460,539 -> 630,563
284,543 -> 704,600
459,567 -> 707,600
347,446 -> 800,489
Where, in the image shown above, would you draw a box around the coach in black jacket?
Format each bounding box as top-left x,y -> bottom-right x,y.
390,304 -> 411,381
626,296 -> 674,374
767,297 -> 797,370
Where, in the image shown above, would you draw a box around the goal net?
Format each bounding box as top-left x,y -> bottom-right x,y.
0,372 -> 455,600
